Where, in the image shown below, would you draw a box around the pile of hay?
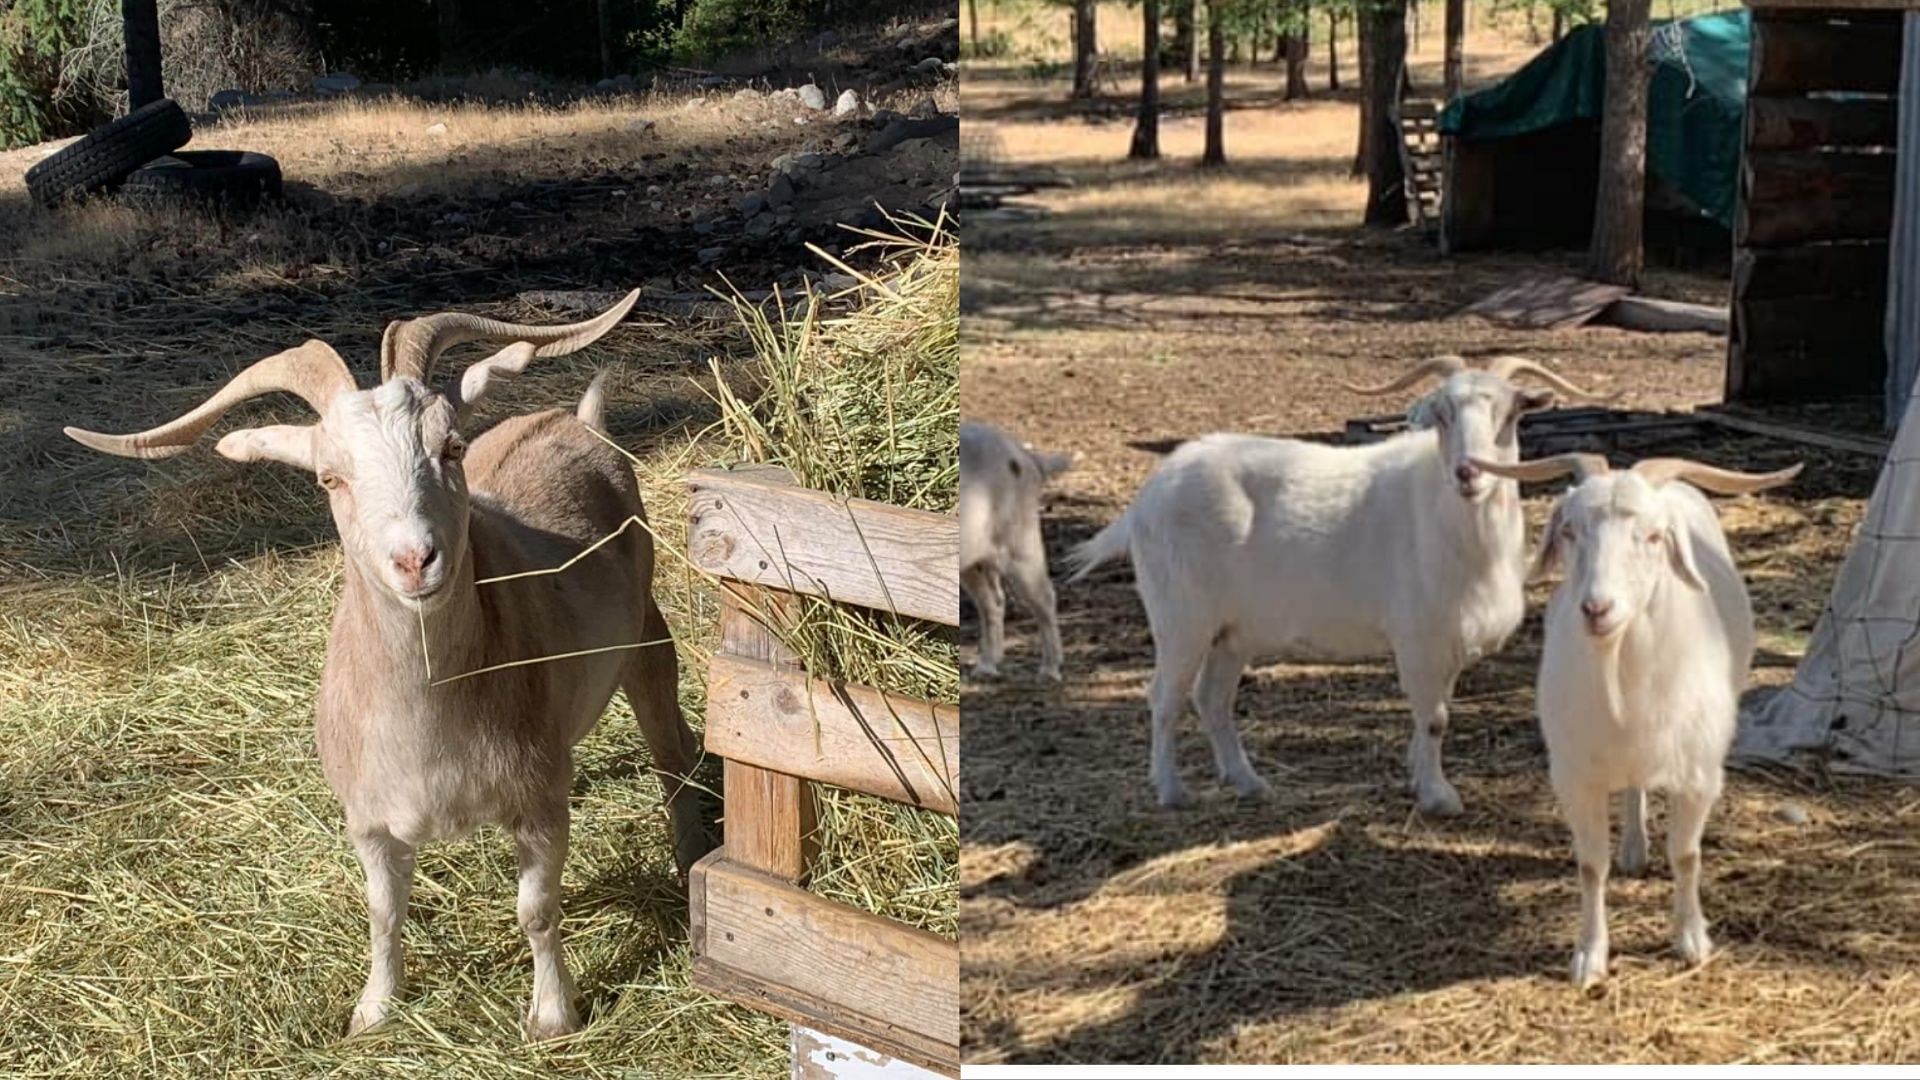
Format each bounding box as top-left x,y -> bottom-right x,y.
0,222 -> 956,1075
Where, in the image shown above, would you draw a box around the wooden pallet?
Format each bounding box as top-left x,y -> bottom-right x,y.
1395,98 -> 1444,228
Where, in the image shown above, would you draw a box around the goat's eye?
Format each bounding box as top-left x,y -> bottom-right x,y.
318,470 -> 345,491
1645,530 -> 1663,545
1558,524 -> 1576,543
443,439 -> 466,463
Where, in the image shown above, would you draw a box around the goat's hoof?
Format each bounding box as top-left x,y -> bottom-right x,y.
1674,923 -> 1713,967
1155,782 -> 1193,809
969,664 -> 1001,682
1037,664 -> 1063,683
1415,783 -> 1464,818
1569,946 -> 1609,991
347,998 -> 390,1036
1226,772 -> 1273,801
525,1003 -> 583,1042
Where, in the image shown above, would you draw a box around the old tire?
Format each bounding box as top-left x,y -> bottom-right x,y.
24,99 -> 192,207
121,150 -> 284,210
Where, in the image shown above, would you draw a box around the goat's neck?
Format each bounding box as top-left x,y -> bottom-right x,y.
1420,451 -> 1525,568
339,540 -> 489,693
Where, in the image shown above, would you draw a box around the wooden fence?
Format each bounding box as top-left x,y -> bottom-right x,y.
1728,1 -> 1906,401
683,464 -> 960,1077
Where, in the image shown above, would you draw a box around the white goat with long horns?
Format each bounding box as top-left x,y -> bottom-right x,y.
1470,452 -> 1798,989
1068,355 -> 1606,812
64,292 -> 708,1040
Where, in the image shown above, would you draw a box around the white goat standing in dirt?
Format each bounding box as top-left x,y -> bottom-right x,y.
64,292 -> 708,1040
1472,452 -> 1798,989
1067,355 -> 1604,812
960,421 -> 1071,681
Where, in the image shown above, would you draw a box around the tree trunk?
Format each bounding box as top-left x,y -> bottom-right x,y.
1186,0 -> 1202,83
1329,9 -> 1340,91
1588,0 -> 1651,285
596,0 -> 614,78
1204,4 -> 1226,166
969,0 -> 980,51
437,0 -> 466,70
1353,14 -> 1372,175
1131,0 -> 1162,159
1072,0 -> 1098,98
1285,17 -> 1309,100
1444,0 -> 1465,99
1552,7 -> 1565,42
122,0 -> 164,109
1363,0 -> 1410,224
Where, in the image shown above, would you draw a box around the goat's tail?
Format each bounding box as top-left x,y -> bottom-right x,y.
1064,511 -> 1132,584
577,369 -> 611,431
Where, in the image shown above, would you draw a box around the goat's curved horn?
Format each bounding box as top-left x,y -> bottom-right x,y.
1480,356 -> 1615,402
64,340 -> 354,460
1470,452 -> 1612,484
1630,457 -> 1803,494
379,289 -> 641,384
1339,355 -> 1468,396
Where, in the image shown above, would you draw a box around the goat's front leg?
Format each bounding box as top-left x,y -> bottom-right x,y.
1558,778 -> 1612,990
348,826 -> 415,1035
515,810 -> 581,1040
1667,784 -> 1716,967
1394,654 -> 1463,816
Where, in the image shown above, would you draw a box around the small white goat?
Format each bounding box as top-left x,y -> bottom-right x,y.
1068,356 -> 1603,812
65,293 -> 708,1040
960,421 -> 1071,681
1473,452 -> 1799,989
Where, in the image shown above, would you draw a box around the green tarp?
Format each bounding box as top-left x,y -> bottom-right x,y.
1438,10 -> 1750,229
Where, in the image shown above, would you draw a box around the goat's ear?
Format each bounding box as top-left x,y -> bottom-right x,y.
1515,388 -> 1556,414
1665,517 -> 1708,592
214,425 -> 316,470
1407,393 -> 1442,430
1529,501 -> 1568,584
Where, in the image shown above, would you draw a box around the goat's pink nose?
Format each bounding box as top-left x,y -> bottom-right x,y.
1455,462 -> 1481,485
392,545 -> 437,588
1581,598 -> 1615,620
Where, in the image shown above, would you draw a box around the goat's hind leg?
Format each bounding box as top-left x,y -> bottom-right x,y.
1005,524 -> 1063,681
347,825 -> 415,1035
962,564 -> 1007,680
624,596 -> 712,878
1617,787 -> 1649,876
1192,641 -> 1268,799
516,806 -> 581,1041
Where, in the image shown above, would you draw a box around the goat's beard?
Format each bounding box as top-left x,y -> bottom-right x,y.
1592,624 -> 1628,723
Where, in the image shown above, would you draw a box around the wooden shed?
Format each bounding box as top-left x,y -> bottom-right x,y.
1726,0 -> 1911,407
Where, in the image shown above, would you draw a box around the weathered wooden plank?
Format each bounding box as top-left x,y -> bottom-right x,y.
1751,14 -> 1903,94
718,588 -> 818,883
690,856 -> 959,1075
706,653 -> 958,814
1747,95 -> 1899,150
1741,293 -> 1889,348
1746,150 -> 1896,204
1699,406 -> 1890,457
688,468 -> 959,626
1733,242 -> 1889,299
1738,191 -> 1895,246
1595,297 -> 1730,335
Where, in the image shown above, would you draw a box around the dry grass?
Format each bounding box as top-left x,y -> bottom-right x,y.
0,76 -> 955,1076
959,8 -> 1920,1068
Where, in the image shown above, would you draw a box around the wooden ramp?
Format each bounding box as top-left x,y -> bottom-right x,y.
1396,99 -> 1444,227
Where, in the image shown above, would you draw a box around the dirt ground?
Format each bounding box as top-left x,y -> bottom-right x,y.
960,6 -> 1920,1066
